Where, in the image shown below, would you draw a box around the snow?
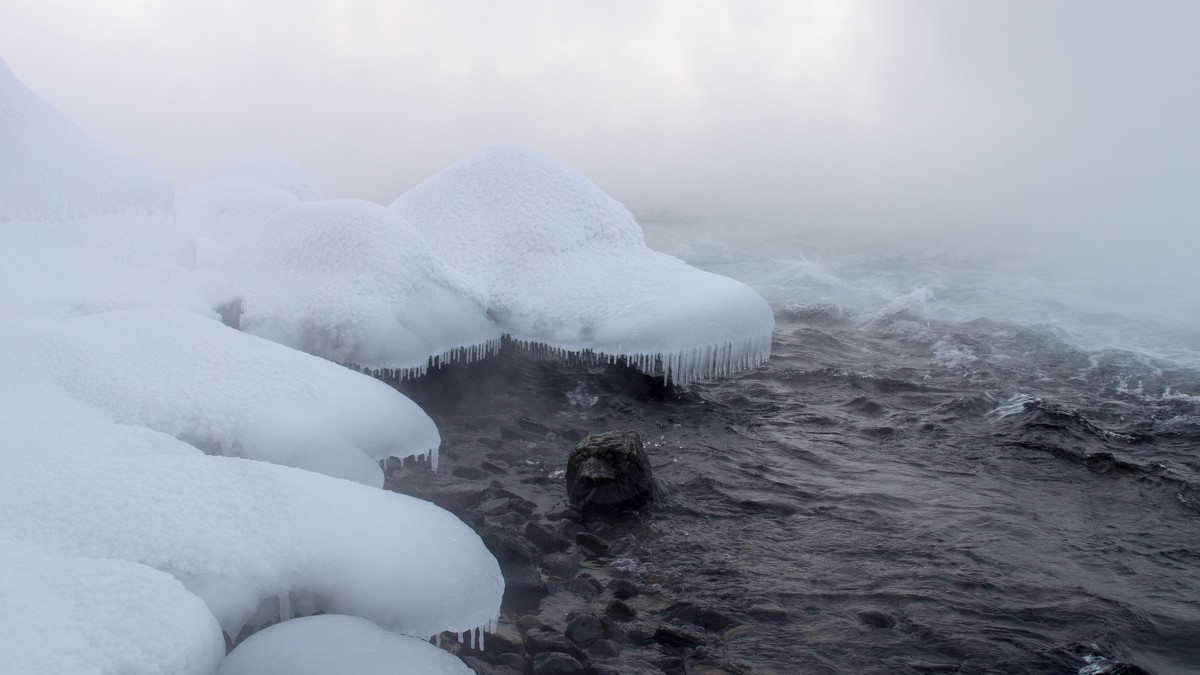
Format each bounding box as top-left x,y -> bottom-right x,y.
217,615 -> 473,675
0,384 -> 503,644
0,57 -> 173,221
216,198 -> 500,375
392,144 -> 774,384
0,539 -> 226,675
1,55 -> 771,673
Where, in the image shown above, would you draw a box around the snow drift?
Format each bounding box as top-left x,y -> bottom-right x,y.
0,57 -> 173,221
392,144 -> 775,384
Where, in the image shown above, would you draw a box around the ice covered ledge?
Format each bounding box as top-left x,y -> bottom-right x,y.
391,144 -> 774,385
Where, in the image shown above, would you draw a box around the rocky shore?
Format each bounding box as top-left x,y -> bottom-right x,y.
384,425 -> 754,675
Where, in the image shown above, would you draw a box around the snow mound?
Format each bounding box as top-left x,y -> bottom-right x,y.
0,57 -> 173,221
0,396 -> 503,643
0,539 -> 225,675
184,156 -> 326,203
218,615 -> 473,675
218,199 -> 500,375
392,144 -> 774,384
1,307 -> 441,485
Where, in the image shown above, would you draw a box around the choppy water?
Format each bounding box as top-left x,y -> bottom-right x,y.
400,214 -> 1200,673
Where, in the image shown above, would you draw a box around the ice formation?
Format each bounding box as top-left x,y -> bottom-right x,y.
217,615 -> 473,675
216,198 -> 500,375
392,144 -> 775,384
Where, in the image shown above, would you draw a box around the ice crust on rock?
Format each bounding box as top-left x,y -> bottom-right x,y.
217,198 -> 500,375
0,539 -> 226,675
0,57 -> 173,221
217,615 -> 473,675
0,307 -> 441,484
392,144 -> 774,384
0,387 -> 503,643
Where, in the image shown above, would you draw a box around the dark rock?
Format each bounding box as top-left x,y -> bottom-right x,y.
653,625 -> 706,648
645,654 -> 685,675
492,653 -> 528,671
565,612 -> 604,646
562,576 -> 603,601
565,431 -> 656,515
531,651 -> 585,675
623,622 -> 658,644
480,460 -> 509,474
746,605 -> 789,624
523,628 -> 585,660
605,598 -> 637,622
607,534 -> 643,557
545,507 -> 582,522
608,579 -> 637,600
502,562 -> 548,611
424,485 -> 490,514
526,521 -> 571,552
541,552 -> 582,579
599,615 -> 628,644
453,465 -> 489,480
517,615 -> 547,633
858,610 -> 896,629
661,601 -> 736,631
575,531 -> 611,555
590,658 -> 667,675
460,654 -> 496,674
587,638 -> 622,659
481,624 -> 525,656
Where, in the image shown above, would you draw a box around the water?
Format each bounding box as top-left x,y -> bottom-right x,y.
399,213 -> 1200,673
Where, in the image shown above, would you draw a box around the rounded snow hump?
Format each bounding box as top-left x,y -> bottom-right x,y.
392,144 -> 775,384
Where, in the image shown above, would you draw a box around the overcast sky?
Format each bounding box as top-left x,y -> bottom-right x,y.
3,1 -> 1197,249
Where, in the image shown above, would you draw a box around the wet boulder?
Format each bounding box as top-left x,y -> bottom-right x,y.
565,431 -> 655,516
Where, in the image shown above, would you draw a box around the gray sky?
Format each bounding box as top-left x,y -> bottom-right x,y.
3,0 -> 1198,251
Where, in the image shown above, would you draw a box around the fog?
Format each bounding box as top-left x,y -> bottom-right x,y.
3,1 -> 1197,257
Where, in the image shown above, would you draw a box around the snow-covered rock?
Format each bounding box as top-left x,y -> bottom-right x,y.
392,144 -> 774,384
0,385 -> 502,643
0,539 -> 225,675
217,199 -> 500,375
217,615 -> 473,675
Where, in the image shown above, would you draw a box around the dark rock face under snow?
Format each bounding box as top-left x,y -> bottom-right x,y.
565,431 -> 655,516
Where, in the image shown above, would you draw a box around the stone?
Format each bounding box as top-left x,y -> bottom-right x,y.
660,601 -> 737,631
541,551 -> 582,579
526,520 -> 571,552
858,610 -> 896,629
587,638 -> 622,659
654,625 -> 706,648
605,598 -> 637,622
532,651 -> 585,675
565,612 -> 603,646
575,531 -> 611,555
523,628 -> 585,660
493,653 -> 528,671
746,605 -> 789,624
608,579 -> 637,599
565,431 -> 655,515
590,658 -> 667,675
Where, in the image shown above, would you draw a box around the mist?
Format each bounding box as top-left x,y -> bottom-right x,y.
3,0 -> 1197,259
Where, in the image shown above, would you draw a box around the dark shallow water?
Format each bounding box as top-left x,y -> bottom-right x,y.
394,307 -> 1200,674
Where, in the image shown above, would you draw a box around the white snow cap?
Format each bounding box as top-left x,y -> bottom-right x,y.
0,539 -> 225,675
392,144 -> 774,384
218,615 -> 473,675
0,57 -> 173,221
0,385 -> 503,645
218,198 -> 500,375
